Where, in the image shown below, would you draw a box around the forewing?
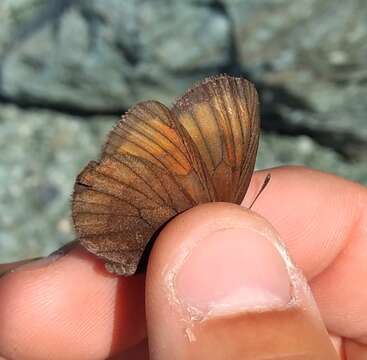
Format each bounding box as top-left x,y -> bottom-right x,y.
172,75 -> 260,203
103,100 -> 214,204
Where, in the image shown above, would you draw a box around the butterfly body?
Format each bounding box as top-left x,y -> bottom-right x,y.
72,75 -> 260,275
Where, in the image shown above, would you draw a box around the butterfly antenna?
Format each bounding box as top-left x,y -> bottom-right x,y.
249,173 -> 271,209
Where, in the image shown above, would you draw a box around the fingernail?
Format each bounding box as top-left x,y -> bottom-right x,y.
21,240 -> 80,270
1,241 -> 79,276
48,240 -> 79,258
175,227 -> 292,316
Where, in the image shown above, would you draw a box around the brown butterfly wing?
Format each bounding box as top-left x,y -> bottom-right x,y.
72,101 -> 212,275
103,100 -> 215,204
172,75 -> 260,203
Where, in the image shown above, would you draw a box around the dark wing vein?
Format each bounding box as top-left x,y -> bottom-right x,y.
93,166 -> 162,207
110,134 -> 189,210
219,77 -> 236,167
192,109 -> 216,170
76,175 -> 145,211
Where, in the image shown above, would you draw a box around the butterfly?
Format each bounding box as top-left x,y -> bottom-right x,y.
72,75 -> 260,276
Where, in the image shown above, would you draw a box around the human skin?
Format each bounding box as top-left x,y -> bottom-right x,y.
0,166 -> 366,359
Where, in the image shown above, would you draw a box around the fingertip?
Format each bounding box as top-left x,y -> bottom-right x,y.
0,246 -> 146,360
246,166 -> 367,346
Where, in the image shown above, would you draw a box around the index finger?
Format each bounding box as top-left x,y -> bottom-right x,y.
245,166 -> 367,348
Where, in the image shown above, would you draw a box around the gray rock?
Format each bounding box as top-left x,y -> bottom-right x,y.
0,104 -> 114,262
225,0 -> 367,154
1,1 -> 135,111
138,2 -> 229,71
226,0 -> 366,81
257,134 -> 367,185
0,0 -> 230,111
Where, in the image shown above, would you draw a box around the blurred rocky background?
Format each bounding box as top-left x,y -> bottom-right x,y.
0,0 -> 366,262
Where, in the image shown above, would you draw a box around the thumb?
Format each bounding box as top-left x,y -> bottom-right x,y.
145,203 -> 339,359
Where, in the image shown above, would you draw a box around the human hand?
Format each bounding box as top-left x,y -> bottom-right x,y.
0,166 -> 366,359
